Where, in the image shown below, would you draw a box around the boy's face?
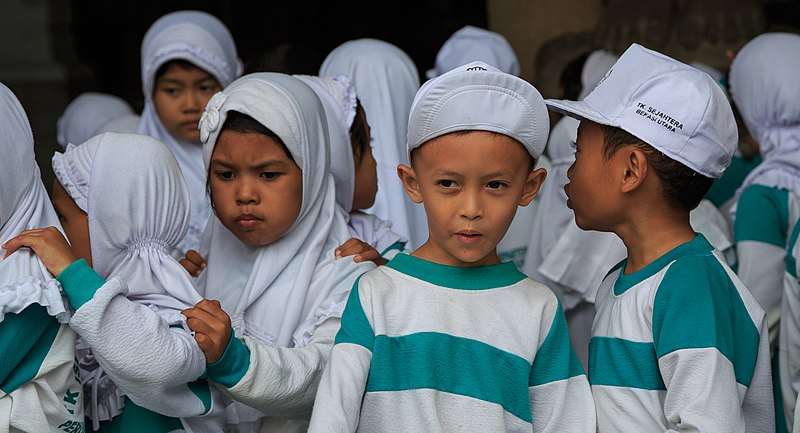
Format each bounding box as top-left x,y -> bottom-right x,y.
52,179 -> 92,266
565,120 -> 623,231
153,63 -> 221,143
351,104 -> 377,211
398,131 -> 545,267
209,129 -> 303,247
352,142 -> 378,211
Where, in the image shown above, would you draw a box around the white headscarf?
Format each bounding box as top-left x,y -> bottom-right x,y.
320,39 -> 427,250
57,92 -> 139,150
294,74 -> 357,212
0,82 -> 70,323
138,10 -> 242,255
295,74 -> 407,254
52,132 -> 201,317
197,73 -> 375,348
729,32 -> 800,218
426,25 -> 520,79
523,49 -> 617,285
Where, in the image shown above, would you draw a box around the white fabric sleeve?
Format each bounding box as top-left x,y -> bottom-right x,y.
307,342 -> 372,433
736,240 -> 786,344
224,316 -> 341,418
659,347 -> 747,432
530,375 -> 596,433
69,277 -> 209,417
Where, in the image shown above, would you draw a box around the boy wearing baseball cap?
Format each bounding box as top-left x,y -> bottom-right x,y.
307,61 -> 596,432
547,43 -> 774,432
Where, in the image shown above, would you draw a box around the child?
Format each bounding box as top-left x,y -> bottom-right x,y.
546,43 -> 774,431
181,73 -> 376,432
57,91 -> 140,150
306,61 -> 595,432
138,10 -> 242,257
320,38 -> 428,250
4,132 -> 224,432
294,74 -> 407,265
0,82 -> 84,432
729,33 -> 800,349
782,218 -> 800,430
426,25 -> 520,79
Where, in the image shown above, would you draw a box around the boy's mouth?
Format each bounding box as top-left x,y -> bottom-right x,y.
457,230 -> 482,244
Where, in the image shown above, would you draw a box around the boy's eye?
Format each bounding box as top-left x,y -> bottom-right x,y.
487,181 -> 507,190
437,179 -> 457,188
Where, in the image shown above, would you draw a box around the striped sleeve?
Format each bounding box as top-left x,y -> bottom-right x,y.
651,255 -> 760,430
529,300 -> 596,433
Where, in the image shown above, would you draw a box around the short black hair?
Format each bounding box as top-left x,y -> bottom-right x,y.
560,51 -> 591,101
349,99 -> 370,164
600,125 -> 713,211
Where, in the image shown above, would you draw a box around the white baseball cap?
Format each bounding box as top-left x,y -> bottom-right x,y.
407,60 -> 549,163
546,43 -> 737,179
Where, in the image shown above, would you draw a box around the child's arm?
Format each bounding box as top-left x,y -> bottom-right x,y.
3,227 -> 213,419
308,277 -> 374,432
529,299 -> 596,433
336,237 -> 387,266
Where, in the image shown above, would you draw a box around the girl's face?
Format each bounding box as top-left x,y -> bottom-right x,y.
351,105 -> 378,211
209,129 -> 303,247
153,62 -> 221,143
52,179 -> 92,266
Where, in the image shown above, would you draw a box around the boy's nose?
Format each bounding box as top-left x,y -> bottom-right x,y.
460,193 -> 483,220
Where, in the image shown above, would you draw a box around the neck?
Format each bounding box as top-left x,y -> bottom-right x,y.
616,208 -> 695,274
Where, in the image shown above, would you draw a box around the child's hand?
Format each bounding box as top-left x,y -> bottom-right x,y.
2,227 -> 78,276
335,237 -> 387,266
182,299 -> 232,364
180,249 -> 207,277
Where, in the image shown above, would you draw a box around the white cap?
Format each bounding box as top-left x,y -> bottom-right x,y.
408,61 -> 549,162
546,43 -> 737,179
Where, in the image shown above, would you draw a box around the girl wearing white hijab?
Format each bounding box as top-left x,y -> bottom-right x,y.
57,92 -> 140,150
0,83 -> 83,432
726,32 -> 800,429
138,10 -> 242,257
182,73 -> 375,432
426,25 -> 520,79
294,74 -> 407,264
320,39 -> 428,250
6,132 -> 224,432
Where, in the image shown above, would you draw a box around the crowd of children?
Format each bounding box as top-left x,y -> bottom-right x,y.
1,8 -> 798,433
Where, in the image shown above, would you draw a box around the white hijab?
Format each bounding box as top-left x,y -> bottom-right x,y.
294,74 -> 405,253
197,73 -> 375,348
52,132 -> 202,317
427,25 -> 520,79
0,82 -> 70,323
320,39 -> 427,250
57,92 -> 139,150
729,32 -> 800,218
138,10 -> 242,255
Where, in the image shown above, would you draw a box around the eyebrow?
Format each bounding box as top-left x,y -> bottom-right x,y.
210,159 -> 287,170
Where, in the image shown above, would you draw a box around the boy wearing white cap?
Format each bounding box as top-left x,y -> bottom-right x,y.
306,61 -> 595,433
547,43 -> 775,432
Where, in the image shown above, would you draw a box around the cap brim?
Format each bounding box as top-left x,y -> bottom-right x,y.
545,99 -> 619,128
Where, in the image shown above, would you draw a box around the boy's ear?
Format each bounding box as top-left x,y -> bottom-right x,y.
397,164 -> 422,203
519,167 -> 547,206
620,147 -> 649,194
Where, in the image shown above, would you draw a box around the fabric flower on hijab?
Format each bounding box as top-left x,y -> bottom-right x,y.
200,91 -> 227,143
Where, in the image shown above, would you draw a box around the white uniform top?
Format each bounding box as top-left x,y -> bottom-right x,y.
308,253 -> 596,433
